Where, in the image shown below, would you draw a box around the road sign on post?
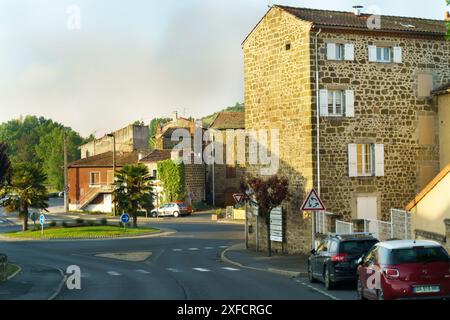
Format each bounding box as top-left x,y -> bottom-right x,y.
301,189 -> 326,211
233,193 -> 245,205
39,214 -> 45,236
270,207 -> 283,242
121,213 -> 130,232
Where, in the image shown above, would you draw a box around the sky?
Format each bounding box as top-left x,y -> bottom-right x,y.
0,0 -> 447,137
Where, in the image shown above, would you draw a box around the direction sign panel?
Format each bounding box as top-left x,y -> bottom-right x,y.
233,193 -> 245,205
301,189 -> 326,211
121,213 -> 130,224
270,207 -> 283,243
39,214 -> 45,225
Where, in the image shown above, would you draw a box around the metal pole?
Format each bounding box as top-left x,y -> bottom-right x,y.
112,134 -> 116,216
212,132 -> 216,207
63,130 -> 69,213
245,201 -> 248,249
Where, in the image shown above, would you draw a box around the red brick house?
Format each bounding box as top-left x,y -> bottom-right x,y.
68,151 -> 143,212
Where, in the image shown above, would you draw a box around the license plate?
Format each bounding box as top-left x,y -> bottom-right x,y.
413,285 -> 440,294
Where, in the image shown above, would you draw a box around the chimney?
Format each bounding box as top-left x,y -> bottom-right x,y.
353,5 -> 363,16
446,11 -> 450,21
172,111 -> 178,122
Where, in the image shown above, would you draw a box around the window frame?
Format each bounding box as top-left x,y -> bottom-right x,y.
335,43 -> 345,61
89,171 -> 101,186
356,144 -> 375,177
376,47 -> 392,63
327,90 -> 346,116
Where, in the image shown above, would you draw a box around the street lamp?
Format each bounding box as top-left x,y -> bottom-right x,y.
107,133 -> 116,216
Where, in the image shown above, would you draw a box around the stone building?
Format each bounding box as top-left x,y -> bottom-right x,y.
80,124 -> 149,159
206,112 -> 246,207
243,5 -> 450,254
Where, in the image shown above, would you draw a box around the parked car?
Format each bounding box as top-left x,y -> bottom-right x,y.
357,240 -> 450,300
58,191 -> 65,198
174,201 -> 193,214
308,233 -> 379,290
150,203 -> 190,218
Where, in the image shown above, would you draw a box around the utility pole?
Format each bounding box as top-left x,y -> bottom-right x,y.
107,133 -> 116,216
63,129 -> 69,213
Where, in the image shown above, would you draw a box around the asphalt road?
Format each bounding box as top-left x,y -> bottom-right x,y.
0,212 -> 356,300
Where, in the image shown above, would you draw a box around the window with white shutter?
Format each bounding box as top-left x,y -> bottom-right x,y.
327,43 -> 337,60
393,47 -> 402,63
345,90 -> 355,117
368,45 -> 377,62
348,144 -> 358,177
319,89 -> 329,116
344,44 -> 355,61
374,144 -> 385,177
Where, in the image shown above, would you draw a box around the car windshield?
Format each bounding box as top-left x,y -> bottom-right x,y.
340,240 -> 378,255
389,246 -> 450,264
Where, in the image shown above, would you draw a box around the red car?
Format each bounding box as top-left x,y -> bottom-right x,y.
174,201 -> 193,214
357,240 -> 450,300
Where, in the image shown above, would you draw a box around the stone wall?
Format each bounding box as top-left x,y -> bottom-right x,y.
315,30 -> 450,221
445,219 -> 450,253
243,7 -> 314,254
185,164 -> 206,203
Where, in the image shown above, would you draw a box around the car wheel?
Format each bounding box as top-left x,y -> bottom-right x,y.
357,278 -> 366,300
324,267 -> 335,290
151,212 -> 157,218
308,263 -> 317,283
377,288 -> 384,301
173,211 -> 179,218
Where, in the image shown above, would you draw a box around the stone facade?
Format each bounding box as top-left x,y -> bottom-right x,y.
81,124 -> 149,159
445,219 -> 450,253
243,6 -> 450,254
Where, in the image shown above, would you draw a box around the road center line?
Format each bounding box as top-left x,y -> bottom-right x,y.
135,269 -> 151,274
167,268 -> 182,273
107,271 -> 121,276
295,280 -> 340,301
193,268 -> 211,272
222,267 -> 240,271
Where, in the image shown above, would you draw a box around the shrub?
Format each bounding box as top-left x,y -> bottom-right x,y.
87,220 -> 96,227
62,221 -> 69,228
76,218 -> 84,225
100,218 -> 108,226
49,221 -> 57,227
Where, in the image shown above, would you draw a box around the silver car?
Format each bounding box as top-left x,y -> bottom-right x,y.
150,203 -> 189,218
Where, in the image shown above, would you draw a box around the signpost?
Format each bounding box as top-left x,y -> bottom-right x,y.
39,213 -> 45,236
121,213 -> 130,232
301,189 -> 326,250
270,207 -> 283,243
233,193 -> 245,206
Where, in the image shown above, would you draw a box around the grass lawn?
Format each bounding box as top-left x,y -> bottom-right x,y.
3,226 -> 159,239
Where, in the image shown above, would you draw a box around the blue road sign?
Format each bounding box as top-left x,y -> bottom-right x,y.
121,213 -> 130,224
39,214 -> 45,225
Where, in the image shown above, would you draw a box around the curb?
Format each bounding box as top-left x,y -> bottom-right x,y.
221,244 -> 308,278
6,264 -> 22,281
44,266 -> 67,301
0,228 -> 177,242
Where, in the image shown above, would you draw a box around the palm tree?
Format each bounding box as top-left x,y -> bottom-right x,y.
113,164 -> 154,228
1,162 -> 49,231
0,143 -> 11,186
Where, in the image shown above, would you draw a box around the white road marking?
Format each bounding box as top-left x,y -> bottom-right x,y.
222,267 -> 240,271
193,268 -> 211,272
107,271 -> 121,276
203,247 -> 214,250
135,269 -> 151,274
219,246 -> 228,249
295,280 -> 340,301
172,249 -> 183,252
81,273 -> 91,278
167,268 -> 182,273
188,248 -> 199,251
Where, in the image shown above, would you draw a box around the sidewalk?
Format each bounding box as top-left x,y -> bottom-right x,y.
221,243 -> 309,277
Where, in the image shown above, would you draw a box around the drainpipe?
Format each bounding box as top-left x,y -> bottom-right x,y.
313,27 -> 322,249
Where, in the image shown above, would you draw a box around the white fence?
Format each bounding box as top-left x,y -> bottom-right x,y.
336,220 -> 353,235
315,211 -> 334,234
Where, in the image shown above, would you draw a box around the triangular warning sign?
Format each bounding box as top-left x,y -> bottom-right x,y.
301,189 -> 326,211
233,193 -> 245,204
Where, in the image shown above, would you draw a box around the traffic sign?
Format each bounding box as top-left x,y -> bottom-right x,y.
121,213 -> 130,224
39,214 -> 46,225
301,189 -> 326,211
233,193 -> 245,205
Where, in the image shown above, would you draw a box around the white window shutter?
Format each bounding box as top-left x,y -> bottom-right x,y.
393,47 -> 402,63
344,44 -> 355,61
319,89 -> 329,116
374,144 -> 385,177
368,45 -> 377,62
345,90 -> 355,117
348,144 -> 358,177
327,43 -> 336,60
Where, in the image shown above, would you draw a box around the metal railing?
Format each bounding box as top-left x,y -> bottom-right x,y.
78,185 -> 114,208
336,220 -> 354,235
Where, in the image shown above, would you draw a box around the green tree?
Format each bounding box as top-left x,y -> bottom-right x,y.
148,118 -> 171,150
241,175 -> 290,257
157,159 -> 185,202
0,143 -> 11,186
446,1 -> 450,40
113,164 -> 154,227
1,162 -> 49,231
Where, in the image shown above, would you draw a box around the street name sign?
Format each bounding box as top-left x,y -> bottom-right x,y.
270,207 -> 283,242
301,189 -> 326,211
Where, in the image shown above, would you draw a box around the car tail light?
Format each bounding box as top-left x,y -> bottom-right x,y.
383,268 -> 400,279
331,253 -> 348,262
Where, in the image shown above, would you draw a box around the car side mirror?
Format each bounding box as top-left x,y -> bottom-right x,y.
310,249 -> 317,255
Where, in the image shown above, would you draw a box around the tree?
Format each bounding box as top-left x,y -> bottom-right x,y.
446,1 -> 450,40
157,159 -> 185,202
241,175 -> 290,257
148,118 -> 171,150
1,162 -> 49,231
0,143 -> 11,186
113,164 -> 154,228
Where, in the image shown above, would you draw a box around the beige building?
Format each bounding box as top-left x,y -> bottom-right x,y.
244,5 -> 450,254
434,84 -> 450,170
